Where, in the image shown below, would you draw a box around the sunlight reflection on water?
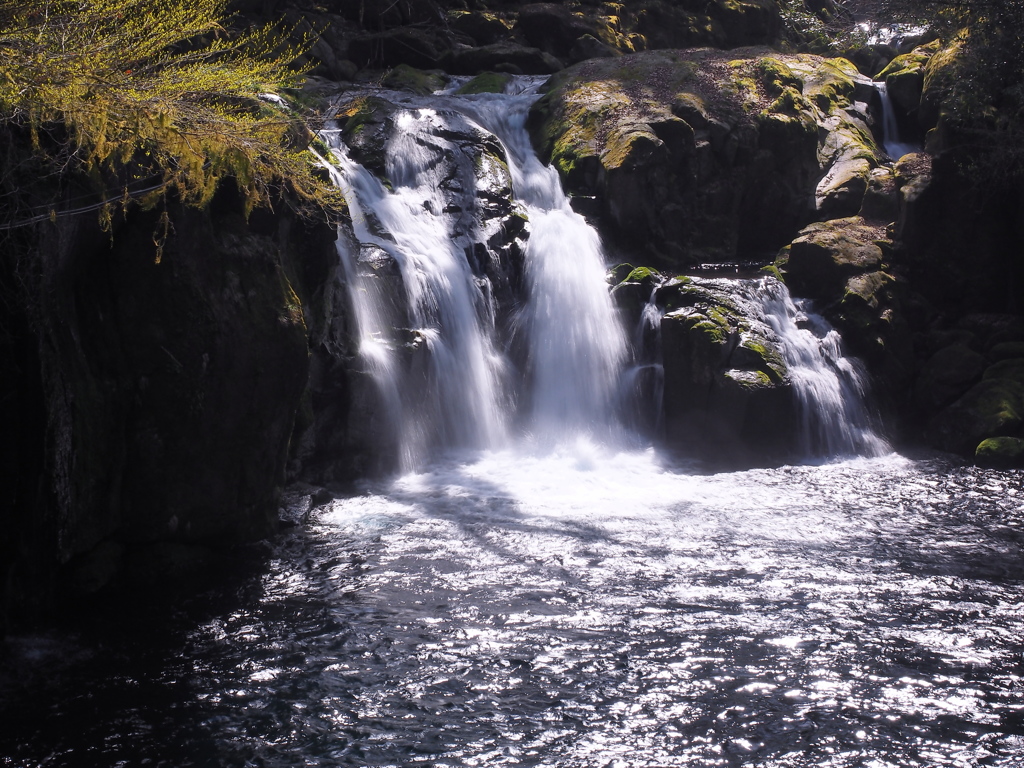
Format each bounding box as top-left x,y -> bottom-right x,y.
3,449 -> 1024,767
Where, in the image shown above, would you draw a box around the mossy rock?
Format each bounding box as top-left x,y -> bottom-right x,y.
916,343 -> 987,410
876,40 -> 940,80
381,64 -> 447,95
625,266 -> 662,285
984,358 -> 1024,382
731,334 -> 787,383
928,378 -> 1024,455
781,217 -> 885,302
456,71 -> 513,95
837,271 -> 897,329
975,437 -> 1024,469
752,57 -> 803,96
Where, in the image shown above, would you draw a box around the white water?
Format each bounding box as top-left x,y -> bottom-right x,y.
322,82 -> 886,468
448,92 -> 627,442
322,86 -> 626,464
758,278 -> 890,458
876,81 -> 920,160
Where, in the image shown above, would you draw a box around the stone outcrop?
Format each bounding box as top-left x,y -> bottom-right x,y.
611,269 -> 798,464
529,49 -> 883,266
0,193 -> 335,628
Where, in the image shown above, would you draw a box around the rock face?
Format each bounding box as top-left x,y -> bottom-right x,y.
0,194 -> 334,628
773,216 -> 913,427
659,277 -> 796,464
529,49 -> 883,266
611,269 -> 798,463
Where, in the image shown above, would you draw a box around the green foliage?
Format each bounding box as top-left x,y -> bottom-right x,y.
877,0 -> 1024,180
778,0 -> 868,54
0,0 -> 340,239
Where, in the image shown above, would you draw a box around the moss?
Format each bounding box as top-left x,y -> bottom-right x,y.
876,40 -> 940,80
975,437 -> 1024,469
609,262 -> 636,283
456,71 -> 513,95
739,338 -> 786,382
984,358 -> 1024,382
625,266 -> 661,283
381,64 -> 447,96
690,317 -> 729,345
753,57 -> 803,96
724,368 -> 774,390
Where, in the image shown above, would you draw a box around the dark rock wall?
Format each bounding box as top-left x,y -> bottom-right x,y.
0,194 -> 336,630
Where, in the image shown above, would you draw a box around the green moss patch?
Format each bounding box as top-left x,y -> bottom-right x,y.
975,436 -> 1024,469
456,71 -> 513,95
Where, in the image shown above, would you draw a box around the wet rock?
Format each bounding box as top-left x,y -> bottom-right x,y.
444,42 -> 564,76
529,49 -> 883,267
927,378 -> 1024,455
975,437 -> 1024,469
876,40 -> 940,140
456,71 -> 514,95
916,343 -> 987,410
381,64 -> 448,95
780,217 -> 885,301
659,277 -> 795,464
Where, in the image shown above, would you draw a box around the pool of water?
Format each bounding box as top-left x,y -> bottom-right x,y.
3,448 -> 1024,767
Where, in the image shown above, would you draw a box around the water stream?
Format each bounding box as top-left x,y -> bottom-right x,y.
2,82 -> 1022,768
876,82 -> 920,160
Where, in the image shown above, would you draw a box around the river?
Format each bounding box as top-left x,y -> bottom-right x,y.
2,448 -> 1024,766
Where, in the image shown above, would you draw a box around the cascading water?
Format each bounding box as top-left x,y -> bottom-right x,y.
321,84 -> 626,461
757,278 -> 890,458
320,109 -> 512,468
465,93 -> 627,441
321,80 -> 890,465
876,81 -> 920,160
619,283 -> 666,439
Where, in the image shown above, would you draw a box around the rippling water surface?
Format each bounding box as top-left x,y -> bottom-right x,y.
3,449 -> 1024,767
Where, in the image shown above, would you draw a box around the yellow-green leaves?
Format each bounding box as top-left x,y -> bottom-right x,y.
0,0 -> 338,225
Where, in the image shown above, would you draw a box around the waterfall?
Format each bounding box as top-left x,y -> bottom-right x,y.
319,112 -> 510,469
757,278 -> 890,458
320,84 -> 626,465
319,80 -> 887,470
466,95 -> 627,441
876,81 -> 919,160
620,285 -> 665,439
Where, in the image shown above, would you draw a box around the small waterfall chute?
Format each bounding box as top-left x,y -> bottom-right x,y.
757,278 -> 890,459
876,81 -> 920,160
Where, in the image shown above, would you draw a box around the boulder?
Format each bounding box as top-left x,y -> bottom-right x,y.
347,26 -> 450,70
975,437 -> 1024,469
381,64 -> 448,95
514,3 -> 596,60
780,217 -> 885,301
455,71 -> 514,95
529,49 -> 883,267
926,379 -> 1024,455
915,343 -> 987,410
448,10 -> 513,46
444,41 -> 564,75
658,277 -> 796,464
